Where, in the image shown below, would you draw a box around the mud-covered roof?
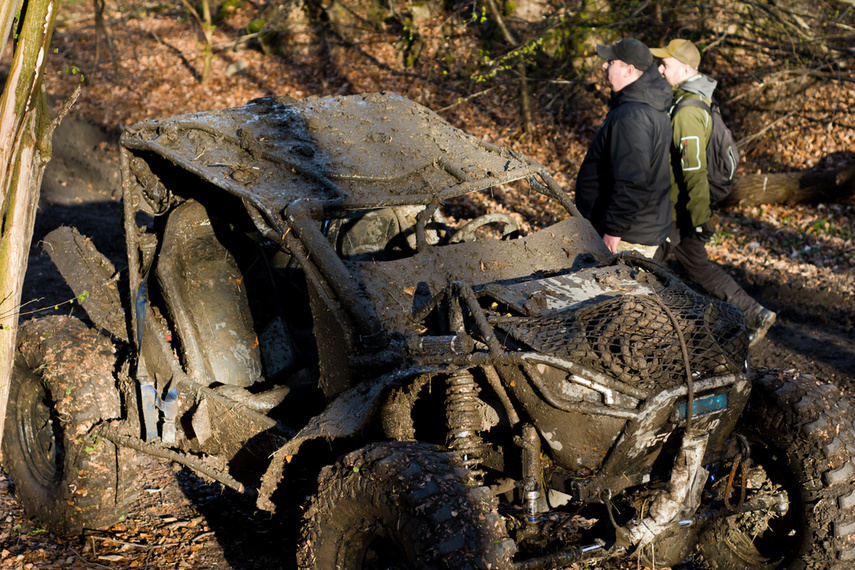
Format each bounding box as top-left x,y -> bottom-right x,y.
120,93 -> 545,220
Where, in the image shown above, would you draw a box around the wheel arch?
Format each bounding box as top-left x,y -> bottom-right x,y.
256,371 -> 403,512
695,368 -> 855,568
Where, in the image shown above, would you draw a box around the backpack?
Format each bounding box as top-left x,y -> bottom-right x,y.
672,97 -> 740,206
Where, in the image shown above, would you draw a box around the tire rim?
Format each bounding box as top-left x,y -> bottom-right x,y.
17,372 -> 63,488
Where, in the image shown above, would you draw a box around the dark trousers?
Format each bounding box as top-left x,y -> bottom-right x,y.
654,222 -> 762,322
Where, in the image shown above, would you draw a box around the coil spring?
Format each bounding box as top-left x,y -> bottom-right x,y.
446,369 -> 486,483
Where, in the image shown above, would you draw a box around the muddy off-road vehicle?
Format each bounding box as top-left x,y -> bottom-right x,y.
6,92 -> 855,569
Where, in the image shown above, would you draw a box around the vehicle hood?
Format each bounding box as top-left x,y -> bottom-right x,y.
350,216 -> 660,336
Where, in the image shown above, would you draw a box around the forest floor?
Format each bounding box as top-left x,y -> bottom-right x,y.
1,1 -> 854,568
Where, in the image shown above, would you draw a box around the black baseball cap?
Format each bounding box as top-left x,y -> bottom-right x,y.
596,38 -> 653,70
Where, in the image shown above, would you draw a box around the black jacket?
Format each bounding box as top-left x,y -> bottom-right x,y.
575,63 -> 673,246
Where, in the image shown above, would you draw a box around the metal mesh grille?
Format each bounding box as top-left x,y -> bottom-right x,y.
497,285 -> 748,392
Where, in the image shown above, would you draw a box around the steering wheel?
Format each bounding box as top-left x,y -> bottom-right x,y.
448,213 -> 520,244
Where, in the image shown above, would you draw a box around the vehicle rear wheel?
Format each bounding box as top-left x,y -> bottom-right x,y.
297,441 -> 514,569
695,368 -> 855,569
2,316 -> 140,535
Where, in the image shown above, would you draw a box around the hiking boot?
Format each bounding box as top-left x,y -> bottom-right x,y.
748,308 -> 776,348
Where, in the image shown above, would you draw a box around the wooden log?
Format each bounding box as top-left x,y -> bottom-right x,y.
721,164 -> 855,208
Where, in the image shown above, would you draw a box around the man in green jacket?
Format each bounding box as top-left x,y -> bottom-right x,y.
651,38 -> 776,347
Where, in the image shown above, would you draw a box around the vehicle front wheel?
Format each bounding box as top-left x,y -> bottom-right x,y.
695,368 -> 855,569
2,316 -> 140,535
297,441 -> 514,569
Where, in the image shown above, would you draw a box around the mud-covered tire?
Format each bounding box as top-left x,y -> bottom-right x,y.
695,368 -> 855,569
297,441 -> 514,569
2,316 -> 140,535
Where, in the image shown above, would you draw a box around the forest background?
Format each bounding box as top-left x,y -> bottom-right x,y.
34,0 -> 855,299
39,0 -> 855,185
28,0 -> 854,374
0,0 -> 853,568
3,0 -> 849,292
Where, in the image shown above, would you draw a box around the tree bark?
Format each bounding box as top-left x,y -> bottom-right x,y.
0,0 -> 64,448
0,0 -> 23,53
720,164 -> 855,208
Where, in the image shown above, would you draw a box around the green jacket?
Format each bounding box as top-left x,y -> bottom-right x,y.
669,73 -> 717,228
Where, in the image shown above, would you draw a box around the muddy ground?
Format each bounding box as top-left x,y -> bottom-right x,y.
2,114 -> 854,569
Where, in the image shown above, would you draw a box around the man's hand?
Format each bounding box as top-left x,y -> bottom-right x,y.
695,221 -> 715,242
603,233 -> 621,254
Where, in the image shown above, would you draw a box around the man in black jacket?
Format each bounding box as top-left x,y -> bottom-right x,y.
575,38 -> 673,257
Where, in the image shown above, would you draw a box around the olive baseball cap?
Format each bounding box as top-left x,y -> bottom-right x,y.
596,38 -> 653,70
650,39 -> 701,68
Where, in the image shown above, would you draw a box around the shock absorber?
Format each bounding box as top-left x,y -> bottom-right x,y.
521,423 -> 543,525
446,369 -> 486,484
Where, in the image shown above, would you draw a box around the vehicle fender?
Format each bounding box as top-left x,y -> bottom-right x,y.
256,369 -> 419,512
42,226 -> 128,342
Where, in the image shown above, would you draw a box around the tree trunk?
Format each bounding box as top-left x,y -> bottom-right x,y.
93,0 -> 121,82
0,0 -> 64,448
181,0 -> 215,84
721,164 -> 855,208
483,0 -> 534,138
200,0 -> 214,85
